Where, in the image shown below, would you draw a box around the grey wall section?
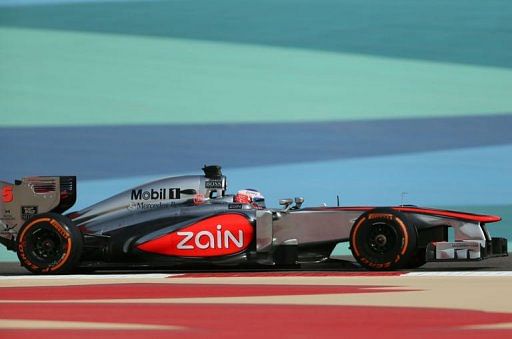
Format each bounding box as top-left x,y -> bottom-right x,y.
1,0 -> 511,68
1,114 -> 512,180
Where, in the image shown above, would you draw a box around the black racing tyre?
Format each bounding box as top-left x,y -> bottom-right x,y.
17,213 -> 83,274
350,208 -> 417,270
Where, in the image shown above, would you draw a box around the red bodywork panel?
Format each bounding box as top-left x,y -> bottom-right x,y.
137,213 -> 254,257
327,206 -> 501,223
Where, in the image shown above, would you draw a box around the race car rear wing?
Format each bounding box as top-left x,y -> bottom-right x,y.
0,176 -> 76,249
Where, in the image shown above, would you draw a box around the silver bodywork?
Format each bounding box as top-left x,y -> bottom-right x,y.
260,210 -> 496,261
256,209 -> 360,250
73,175 -> 226,230
1,177 -> 63,242
412,214 -> 490,260
0,172 -> 507,267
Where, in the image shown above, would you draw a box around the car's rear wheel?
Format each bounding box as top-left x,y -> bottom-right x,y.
17,213 -> 83,274
350,208 -> 417,270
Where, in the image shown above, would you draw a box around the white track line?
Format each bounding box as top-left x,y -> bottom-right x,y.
0,319 -> 182,330
1,272 -> 512,280
403,271 -> 512,277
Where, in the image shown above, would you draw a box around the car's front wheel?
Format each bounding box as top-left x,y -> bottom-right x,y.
350,208 -> 417,270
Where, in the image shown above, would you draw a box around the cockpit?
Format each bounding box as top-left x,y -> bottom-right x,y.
201,165 -> 265,209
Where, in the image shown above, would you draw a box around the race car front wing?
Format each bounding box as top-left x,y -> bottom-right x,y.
426,238 -> 508,261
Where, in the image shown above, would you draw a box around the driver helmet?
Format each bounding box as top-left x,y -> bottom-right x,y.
234,189 -> 265,208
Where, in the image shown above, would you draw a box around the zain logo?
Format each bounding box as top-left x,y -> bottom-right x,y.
177,225 -> 243,250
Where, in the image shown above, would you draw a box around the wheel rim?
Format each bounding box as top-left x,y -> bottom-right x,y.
25,224 -> 65,265
367,222 -> 398,255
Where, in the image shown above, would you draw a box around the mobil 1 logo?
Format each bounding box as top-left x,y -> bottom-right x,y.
21,206 -> 38,220
131,188 -> 181,201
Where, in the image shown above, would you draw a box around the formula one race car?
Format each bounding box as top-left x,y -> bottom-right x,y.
0,166 -> 508,274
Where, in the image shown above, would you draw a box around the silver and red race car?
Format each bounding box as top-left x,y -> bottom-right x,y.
0,165 -> 508,274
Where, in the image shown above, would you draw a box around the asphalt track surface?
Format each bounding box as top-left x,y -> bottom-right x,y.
2,255 -> 512,275
1,256 -> 512,338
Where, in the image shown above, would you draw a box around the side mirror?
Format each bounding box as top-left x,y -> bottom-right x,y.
279,198 -> 293,206
279,198 -> 293,211
294,197 -> 304,209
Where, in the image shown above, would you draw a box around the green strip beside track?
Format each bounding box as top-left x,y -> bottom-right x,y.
1,28 -> 512,127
